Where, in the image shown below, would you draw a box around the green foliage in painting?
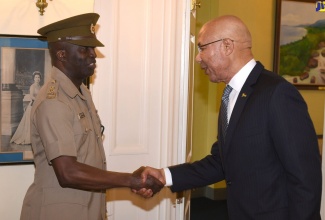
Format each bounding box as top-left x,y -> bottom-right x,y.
279,26 -> 325,77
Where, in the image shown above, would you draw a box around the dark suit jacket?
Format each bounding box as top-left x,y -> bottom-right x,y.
169,62 -> 322,220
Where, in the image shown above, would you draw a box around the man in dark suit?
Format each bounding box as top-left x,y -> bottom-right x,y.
135,15 -> 322,219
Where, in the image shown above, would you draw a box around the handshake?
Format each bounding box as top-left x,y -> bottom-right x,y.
129,166 -> 166,198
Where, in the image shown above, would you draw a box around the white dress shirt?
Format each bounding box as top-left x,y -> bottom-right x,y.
227,59 -> 256,122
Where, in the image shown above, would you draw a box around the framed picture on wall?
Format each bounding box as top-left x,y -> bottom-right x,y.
0,35 -> 50,164
274,0 -> 325,90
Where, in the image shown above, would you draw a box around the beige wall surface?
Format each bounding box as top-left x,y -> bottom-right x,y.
191,0 -> 219,164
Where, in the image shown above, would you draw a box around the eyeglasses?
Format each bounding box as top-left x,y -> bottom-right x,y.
197,38 -> 234,52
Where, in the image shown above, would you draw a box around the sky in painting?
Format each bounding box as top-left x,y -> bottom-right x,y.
280,1 -> 325,45
281,1 -> 324,26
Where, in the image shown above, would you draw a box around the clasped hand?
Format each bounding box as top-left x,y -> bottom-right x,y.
130,166 -> 165,198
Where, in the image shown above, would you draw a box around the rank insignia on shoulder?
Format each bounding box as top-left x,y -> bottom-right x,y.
46,80 -> 57,99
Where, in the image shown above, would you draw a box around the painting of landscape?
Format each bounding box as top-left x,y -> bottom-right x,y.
274,0 -> 325,89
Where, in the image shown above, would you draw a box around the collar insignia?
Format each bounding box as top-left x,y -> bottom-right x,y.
90,23 -> 95,34
78,112 -> 85,119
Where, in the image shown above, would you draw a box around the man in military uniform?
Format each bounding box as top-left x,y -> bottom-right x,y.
20,13 -> 163,220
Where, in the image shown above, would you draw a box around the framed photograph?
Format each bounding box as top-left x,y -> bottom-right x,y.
274,0 -> 325,90
0,35 -> 51,164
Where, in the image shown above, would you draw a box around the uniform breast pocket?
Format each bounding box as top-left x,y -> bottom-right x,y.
73,114 -> 92,144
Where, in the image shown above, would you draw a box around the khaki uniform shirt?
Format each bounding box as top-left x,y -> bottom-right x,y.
21,67 -> 107,220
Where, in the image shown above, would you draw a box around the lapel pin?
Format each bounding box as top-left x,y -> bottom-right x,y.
241,93 -> 247,98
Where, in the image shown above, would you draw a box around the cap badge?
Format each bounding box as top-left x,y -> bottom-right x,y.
90,23 -> 95,34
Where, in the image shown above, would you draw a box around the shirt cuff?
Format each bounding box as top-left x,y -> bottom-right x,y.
163,168 -> 173,186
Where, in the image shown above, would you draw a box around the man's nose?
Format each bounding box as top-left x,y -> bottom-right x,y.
89,48 -> 97,58
195,53 -> 201,63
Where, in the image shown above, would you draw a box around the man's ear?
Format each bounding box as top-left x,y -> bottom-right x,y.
56,50 -> 66,62
223,39 -> 234,55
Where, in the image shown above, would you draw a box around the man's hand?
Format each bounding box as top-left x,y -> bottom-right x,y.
131,166 -> 166,198
141,166 -> 166,185
130,167 -> 164,198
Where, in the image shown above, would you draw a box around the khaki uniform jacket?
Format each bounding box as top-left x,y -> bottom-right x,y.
20,67 -> 107,220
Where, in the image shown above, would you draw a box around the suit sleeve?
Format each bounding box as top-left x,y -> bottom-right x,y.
169,141 -> 225,192
269,82 -> 321,219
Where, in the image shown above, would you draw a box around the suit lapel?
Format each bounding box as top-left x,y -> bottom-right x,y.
222,62 -> 264,155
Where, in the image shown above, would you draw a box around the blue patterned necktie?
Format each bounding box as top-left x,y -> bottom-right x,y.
220,85 -> 233,140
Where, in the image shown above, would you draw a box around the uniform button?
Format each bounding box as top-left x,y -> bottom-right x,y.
227,181 -> 232,185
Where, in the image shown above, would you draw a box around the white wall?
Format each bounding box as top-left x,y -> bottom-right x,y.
0,0 -> 94,35
0,165 -> 34,219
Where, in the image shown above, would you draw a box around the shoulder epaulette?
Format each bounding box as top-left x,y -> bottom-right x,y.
46,79 -> 58,99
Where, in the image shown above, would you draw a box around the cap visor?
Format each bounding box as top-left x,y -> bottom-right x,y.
67,38 -> 104,47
